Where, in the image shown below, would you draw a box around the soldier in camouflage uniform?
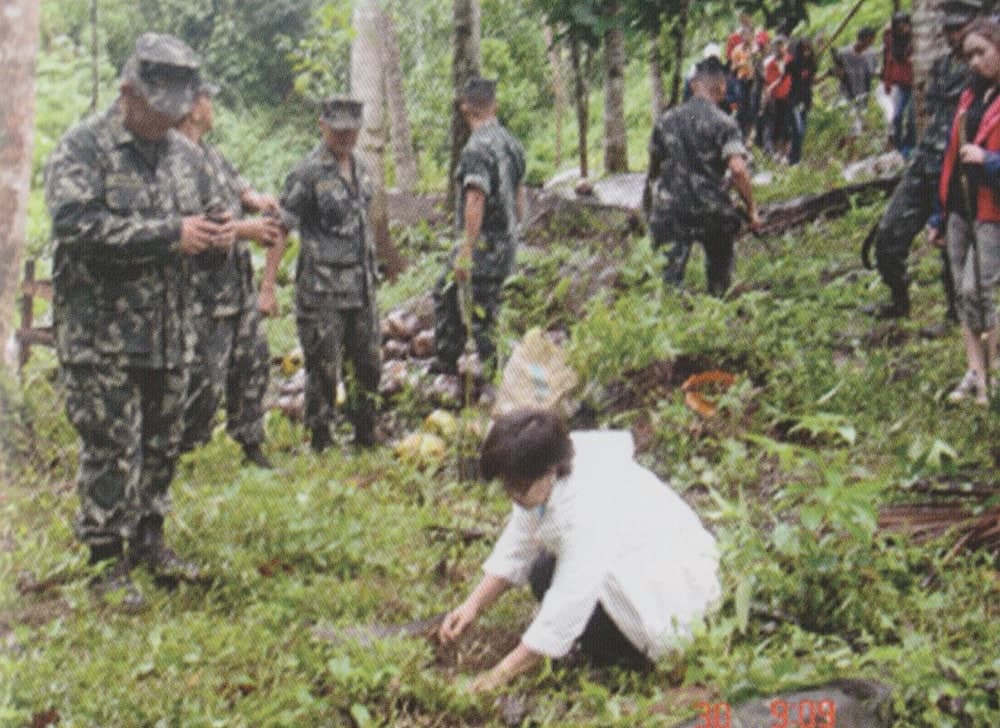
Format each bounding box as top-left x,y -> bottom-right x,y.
279,96 -> 380,453
44,34 -> 234,608
177,82 -> 284,468
433,78 -> 527,378
645,57 -> 762,296
867,0 -> 980,323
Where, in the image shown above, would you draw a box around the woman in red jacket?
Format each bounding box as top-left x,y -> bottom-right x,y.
939,18 -> 1000,404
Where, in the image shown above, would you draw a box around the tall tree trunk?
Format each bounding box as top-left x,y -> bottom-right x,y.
90,0 -> 99,112
381,8 -> 418,193
543,25 -> 567,169
570,37 -> 589,179
669,0 -> 690,106
649,31 -> 665,122
0,0 -> 42,369
447,0 -> 480,211
602,4 -> 628,173
912,0 -> 946,137
351,0 -> 405,279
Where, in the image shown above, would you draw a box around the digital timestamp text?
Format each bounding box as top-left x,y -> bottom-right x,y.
694,699 -> 837,728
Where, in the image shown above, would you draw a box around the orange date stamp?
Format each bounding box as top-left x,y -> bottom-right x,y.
694,699 -> 837,728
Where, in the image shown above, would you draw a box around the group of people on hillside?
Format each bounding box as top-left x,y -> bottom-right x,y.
44,27 -> 723,693
697,8 -> 921,166
42,0 -> 1000,698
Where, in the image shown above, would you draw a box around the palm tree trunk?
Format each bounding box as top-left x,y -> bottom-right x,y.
0,0 -> 42,369
352,0 -> 405,278
649,31 -> 665,121
912,0 -> 946,136
447,0 -> 480,211
381,8 -> 418,193
669,0 -> 690,107
602,4 -> 628,173
570,37 -> 589,179
543,25 -> 567,168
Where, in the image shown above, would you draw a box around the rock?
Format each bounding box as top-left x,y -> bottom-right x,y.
457,351 -> 483,381
383,339 -> 410,360
429,374 -> 463,406
842,151 -> 905,183
385,309 -> 420,341
410,329 -> 435,359
574,178 -> 594,197
379,360 -> 410,397
277,392 -> 305,422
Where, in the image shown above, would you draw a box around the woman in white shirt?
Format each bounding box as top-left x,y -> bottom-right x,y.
438,408 -> 721,693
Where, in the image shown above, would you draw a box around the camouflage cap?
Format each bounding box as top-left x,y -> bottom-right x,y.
460,77 -> 497,106
122,32 -> 201,121
942,0 -> 981,27
320,95 -> 363,130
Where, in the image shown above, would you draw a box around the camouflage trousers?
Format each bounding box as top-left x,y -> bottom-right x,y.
874,160 -> 957,313
650,215 -> 739,297
182,305 -> 270,451
433,275 -> 505,376
61,364 -> 186,547
296,304 -> 381,433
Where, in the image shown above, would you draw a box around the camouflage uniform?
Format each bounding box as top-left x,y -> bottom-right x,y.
280,145 -> 380,440
181,141 -> 270,452
872,51 -> 968,317
647,95 -> 749,296
433,119 -> 526,375
44,53 -> 217,548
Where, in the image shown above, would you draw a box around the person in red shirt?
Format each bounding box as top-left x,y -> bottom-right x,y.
883,12 -> 916,155
763,36 -> 793,161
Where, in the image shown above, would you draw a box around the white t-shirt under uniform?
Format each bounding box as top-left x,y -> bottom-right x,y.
482,430 -> 721,661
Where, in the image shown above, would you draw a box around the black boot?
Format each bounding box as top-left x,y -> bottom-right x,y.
241,442 -> 273,469
134,515 -> 201,582
352,403 -> 378,449
88,541 -> 146,612
868,285 -> 910,319
311,425 -> 332,453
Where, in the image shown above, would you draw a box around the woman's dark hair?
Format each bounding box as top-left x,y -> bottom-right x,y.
479,409 -> 574,492
963,17 -> 1000,53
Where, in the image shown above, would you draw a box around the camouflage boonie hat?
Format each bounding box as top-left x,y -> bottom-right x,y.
461,77 -> 497,106
321,96 -> 363,130
122,32 -> 201,121
941,0 -> 981,27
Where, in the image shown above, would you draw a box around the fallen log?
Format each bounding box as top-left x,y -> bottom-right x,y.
878,502 -> 1000,556
751,175 -> 901,238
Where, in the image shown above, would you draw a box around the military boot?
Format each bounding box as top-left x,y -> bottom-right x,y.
88,541 -> 146,612
241,442 -> 273,469
134,515 -> 201,582
352,405 -> 378,449
311,425 -> 332,453
868,285 -> 910,319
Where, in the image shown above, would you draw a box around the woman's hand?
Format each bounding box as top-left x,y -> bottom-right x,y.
464,643 -> 543,694
438,601 -> 478,644
960,143 -> 986,165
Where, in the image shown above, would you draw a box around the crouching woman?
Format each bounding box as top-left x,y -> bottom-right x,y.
438,408 -> 721,692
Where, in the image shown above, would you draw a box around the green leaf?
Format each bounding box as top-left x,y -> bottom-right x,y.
735,578 -> 753,634
800,505 -> 824,531
350,704 -> 373,727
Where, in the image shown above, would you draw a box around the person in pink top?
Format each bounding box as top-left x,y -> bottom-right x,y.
763,36 -> 794,161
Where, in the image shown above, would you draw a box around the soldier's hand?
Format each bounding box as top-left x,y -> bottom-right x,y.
243,190 -> 281,215
748,209 -> 763,234
179,216 -> 218,255
209,218 -> 237,253
454,248 -> 472,285
236,218 -> 284,247
258,285 -> 278,317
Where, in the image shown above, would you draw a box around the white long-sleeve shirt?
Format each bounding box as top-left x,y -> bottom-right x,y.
482,430 -> 720,660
